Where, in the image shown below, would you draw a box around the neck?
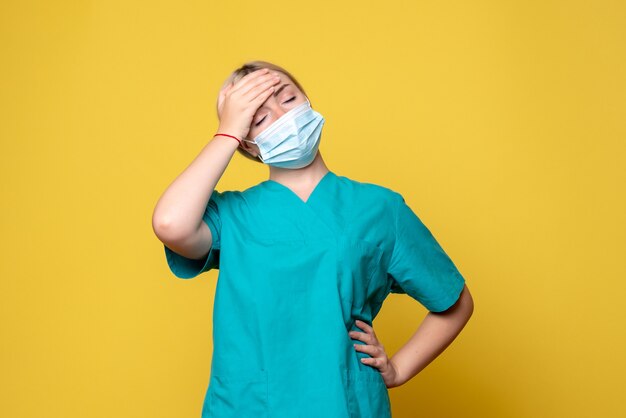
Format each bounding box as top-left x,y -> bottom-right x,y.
267,152 -> 329,185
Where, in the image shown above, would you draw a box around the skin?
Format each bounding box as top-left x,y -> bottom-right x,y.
351,285 -> 474,388
153,67 -> 474,389
217,69 -> 331,202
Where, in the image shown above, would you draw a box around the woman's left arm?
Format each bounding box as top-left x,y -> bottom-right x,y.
351,284 -> 474,388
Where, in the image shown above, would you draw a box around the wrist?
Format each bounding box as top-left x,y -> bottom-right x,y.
216,124 -> 244,140
213,130 -> 243,148
388,357 -> 407,388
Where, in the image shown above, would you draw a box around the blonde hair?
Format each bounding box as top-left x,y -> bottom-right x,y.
216,60 -> 309,164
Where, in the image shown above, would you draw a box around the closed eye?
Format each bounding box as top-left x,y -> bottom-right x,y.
255,97 -> 297,126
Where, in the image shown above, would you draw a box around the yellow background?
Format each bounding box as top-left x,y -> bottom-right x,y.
1,1 -> 624,417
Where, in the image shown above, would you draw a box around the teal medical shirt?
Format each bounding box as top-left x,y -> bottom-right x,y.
163,170 -> 466,418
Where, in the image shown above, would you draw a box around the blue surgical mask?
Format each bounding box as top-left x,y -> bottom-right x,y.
243,98 -> 325,169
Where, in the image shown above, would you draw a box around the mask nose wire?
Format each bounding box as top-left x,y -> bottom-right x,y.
246,96 -> 311,147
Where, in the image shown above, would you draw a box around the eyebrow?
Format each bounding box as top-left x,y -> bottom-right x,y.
273,83 -> 290,97
256,84 -> 293,113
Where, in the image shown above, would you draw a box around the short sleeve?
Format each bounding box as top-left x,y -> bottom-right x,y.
163,189 -> 224,279
387,193 -> 466,312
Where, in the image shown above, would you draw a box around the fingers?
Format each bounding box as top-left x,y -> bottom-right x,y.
223,69 -> 280,111
230,69 -> 275,97
355,344 -> 388,370
247,74 -> 280,104
350,319 -> 387,368
217,69 -> 277,119
252,82 -> 277,104
229,68 -> 269,92
240,72 -> 281,102
355,319 -> 376,341
353,342 -> 384,357
349,330 -> 374,344
359,356 -> 382,368
349,332 -> 383,354
355,319 -> 375,335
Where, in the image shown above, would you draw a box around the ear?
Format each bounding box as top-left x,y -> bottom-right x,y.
240,140 -> 260,158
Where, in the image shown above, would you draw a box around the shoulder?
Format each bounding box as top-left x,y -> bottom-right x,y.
210,189 -> 239,203
335,173 -> 404,208
207,189 -> 245,213
211,181 -> 267,210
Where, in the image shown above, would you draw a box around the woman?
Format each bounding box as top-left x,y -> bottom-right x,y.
152,60 -> 474,418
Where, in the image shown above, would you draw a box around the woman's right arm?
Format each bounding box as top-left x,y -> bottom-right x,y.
152,68 -> 280,260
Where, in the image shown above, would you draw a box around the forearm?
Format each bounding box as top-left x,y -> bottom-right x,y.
152,132 -> 239,238
388,284 -> 473,388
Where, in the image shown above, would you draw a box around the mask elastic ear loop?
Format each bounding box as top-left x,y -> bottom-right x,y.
238,135 -> 262,159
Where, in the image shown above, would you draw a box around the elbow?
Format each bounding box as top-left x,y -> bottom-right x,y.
152,210 -> 186,243
152,210 -> 170,241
